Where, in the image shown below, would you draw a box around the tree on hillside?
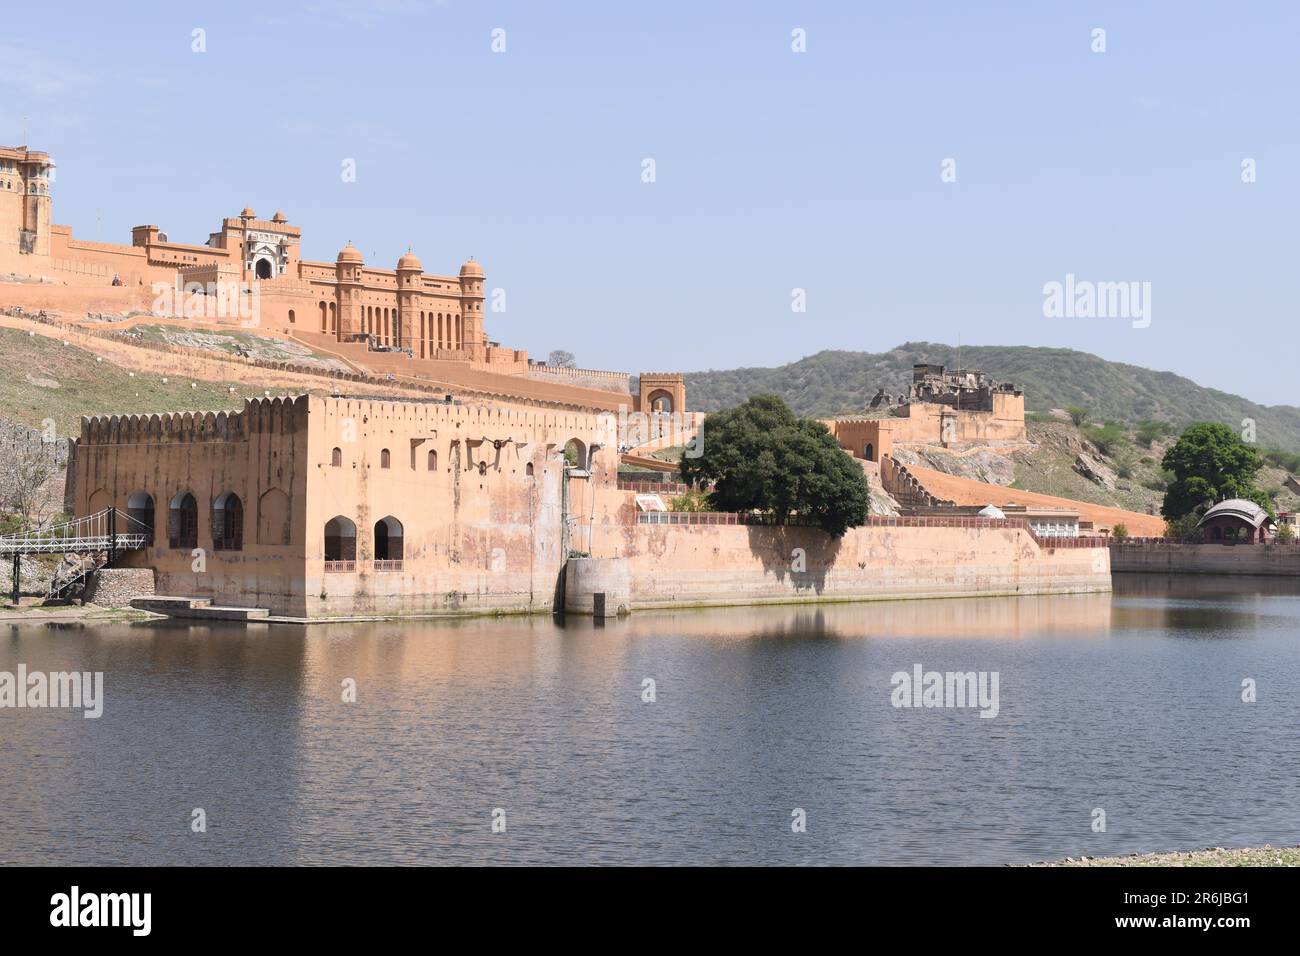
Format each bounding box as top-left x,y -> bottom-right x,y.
548,350 -> 577,368
679,394 -> 870,537
1161,422 -> 1269,520
1135,419 -> 1175,448
1066,406 -> 1090,427
0,438 -> 61,530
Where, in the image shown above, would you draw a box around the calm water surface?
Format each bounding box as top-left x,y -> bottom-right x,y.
2,574 -> 1299,865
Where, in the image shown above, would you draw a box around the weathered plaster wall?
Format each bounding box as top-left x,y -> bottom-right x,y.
300,395 -> 620,618
582,520 -> 1109,610
76,396 -> 310,614
1111,541 -> 1300,576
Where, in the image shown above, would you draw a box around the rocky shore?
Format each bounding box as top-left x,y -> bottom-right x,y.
1037,845 -> 1300,867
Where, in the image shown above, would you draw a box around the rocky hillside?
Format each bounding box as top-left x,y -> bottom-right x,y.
685,343 -> 1300,453
890,415 -> 1300,520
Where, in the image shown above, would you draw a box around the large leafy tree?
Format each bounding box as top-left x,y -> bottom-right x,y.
679,394 -> 870,536
1160,422 -> 1269,520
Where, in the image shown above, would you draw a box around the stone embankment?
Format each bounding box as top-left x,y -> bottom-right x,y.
1110,540 -> 1300,575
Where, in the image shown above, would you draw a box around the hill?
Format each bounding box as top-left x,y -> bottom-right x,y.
684,343 -> 1300,452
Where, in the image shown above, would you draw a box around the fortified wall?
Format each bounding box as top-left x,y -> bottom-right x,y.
1110,539 -> 1300,576
76,394 -> 621,617
826,364 -> 1026,463
2,143 -> 692,420
570,517 -> 1110,614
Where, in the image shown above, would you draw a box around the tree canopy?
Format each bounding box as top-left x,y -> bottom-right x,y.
547,350 -> 577,368
679,394 -> 870,537
1160,422 -> 1269,520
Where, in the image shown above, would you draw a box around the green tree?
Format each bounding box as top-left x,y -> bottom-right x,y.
1135,419 -> 1175,448
1084,421 -> 1128,456
1160,422 -> 1269,520
1066,406 -> 1090,427
680,394 -> 870,536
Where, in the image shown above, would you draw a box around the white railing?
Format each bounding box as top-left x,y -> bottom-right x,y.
0,508 -> 151,555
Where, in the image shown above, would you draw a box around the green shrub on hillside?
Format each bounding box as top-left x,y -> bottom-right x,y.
1085,422 -> 1128,457
1135,419 -> 1176,448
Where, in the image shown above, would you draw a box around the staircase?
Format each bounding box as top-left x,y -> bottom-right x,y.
880,455 -> 955,508
46,553 -> 105,601
130,596 -> 270,621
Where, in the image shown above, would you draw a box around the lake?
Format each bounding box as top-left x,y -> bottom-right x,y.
2,574 -> 1298,865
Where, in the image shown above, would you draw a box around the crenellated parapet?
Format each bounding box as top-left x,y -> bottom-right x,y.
80,395 -> 308,446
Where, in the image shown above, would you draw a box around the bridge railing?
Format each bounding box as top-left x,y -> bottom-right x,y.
0,508 -> 152,555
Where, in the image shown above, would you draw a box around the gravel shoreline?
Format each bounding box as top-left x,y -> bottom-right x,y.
1036,845 -> 1300,867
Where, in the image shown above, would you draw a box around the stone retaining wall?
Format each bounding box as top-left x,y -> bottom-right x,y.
1110,540 -> 1300,576
83,567 -> 155,607
572,521 -> 1110,613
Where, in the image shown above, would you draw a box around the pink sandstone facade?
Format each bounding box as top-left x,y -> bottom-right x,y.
73,393 -> 1109,620
20,141 -> 1110,617
76,394 -> 621,618
1,143 -> 688,417
0,146 -> 512,366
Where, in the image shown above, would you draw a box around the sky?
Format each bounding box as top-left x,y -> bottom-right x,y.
2,1 -> 1297,404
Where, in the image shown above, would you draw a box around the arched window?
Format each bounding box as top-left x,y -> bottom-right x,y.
526,462 -> 534,477
319,301 -> 328,332
427,449 -> 438,471
168,492 -> 198,550
331,447 -> 342,467
324,516 -> 357,569
288,309 -> 296,324
329,302 -> 337,332
380,448 -> 391,469
564,438 -> 587,469
127,490 -> 155,545
374,516 -> 404,569
212,492 -> 244,551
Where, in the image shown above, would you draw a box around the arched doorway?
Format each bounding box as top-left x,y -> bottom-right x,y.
324,516 -> 357,569
564,438 -> 587,469
127,490 -> 155,545
864,443 -> 874,462
374,516 -> 404,569
647,390 -> 674,414
255,258 -> 273,280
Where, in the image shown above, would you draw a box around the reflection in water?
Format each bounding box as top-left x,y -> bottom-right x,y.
2,577 -> 1298,865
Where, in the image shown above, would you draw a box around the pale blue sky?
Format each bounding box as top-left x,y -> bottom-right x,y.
3,1 -> 1296,403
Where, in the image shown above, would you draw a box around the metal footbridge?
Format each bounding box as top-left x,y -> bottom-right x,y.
0,508 -> 150,603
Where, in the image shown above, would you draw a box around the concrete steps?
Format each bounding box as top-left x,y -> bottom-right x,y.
131,596 -> 270,621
